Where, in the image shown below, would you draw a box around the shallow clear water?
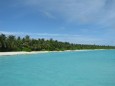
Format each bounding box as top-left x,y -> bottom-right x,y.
0,50 -> 115,86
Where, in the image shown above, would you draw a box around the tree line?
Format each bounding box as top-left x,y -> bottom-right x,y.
0,34 -> 115,52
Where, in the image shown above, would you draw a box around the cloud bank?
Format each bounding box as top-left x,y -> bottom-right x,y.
0,31 -> 104,45
22,0 -> 115,27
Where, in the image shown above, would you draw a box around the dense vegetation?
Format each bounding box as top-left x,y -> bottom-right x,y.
0,34 -> 115,52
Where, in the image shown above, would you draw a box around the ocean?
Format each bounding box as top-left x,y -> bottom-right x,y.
0,50 -> 115,86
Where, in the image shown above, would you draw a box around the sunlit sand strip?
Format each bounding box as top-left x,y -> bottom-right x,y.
64,49 -> 106,52
0,51 -> 49,56
0,49 -> 107,56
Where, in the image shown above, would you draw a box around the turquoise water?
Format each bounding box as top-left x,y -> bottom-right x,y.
0,50 -> 115,86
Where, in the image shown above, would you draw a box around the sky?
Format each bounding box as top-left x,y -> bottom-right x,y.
0,0 -> 115,45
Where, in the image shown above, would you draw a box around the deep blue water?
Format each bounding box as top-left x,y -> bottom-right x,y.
0,50 -> 115,86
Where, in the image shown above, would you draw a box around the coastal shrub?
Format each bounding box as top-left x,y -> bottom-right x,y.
22,47 -> 31,52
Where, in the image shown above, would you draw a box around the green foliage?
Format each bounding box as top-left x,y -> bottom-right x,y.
0,33 -> 115,52
22,47 -> 31,52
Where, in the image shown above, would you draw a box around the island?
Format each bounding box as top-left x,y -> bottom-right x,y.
0,33 -> 115,53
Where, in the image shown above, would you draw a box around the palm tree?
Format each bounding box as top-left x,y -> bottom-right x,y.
0,34 -> 7,51
7,35 -> 17,51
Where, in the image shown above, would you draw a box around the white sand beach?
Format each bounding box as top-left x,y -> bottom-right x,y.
0,49 -> 107,56
0,51 -> 49,56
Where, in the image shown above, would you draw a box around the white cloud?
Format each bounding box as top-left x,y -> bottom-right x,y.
21,0 -> 115,27
0,31 -> 80,37
42,11 -> 56,19
0,31 -> 24,35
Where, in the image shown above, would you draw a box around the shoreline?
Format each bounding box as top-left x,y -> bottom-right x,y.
0,51 -> 49,56
0,49 -> 113,56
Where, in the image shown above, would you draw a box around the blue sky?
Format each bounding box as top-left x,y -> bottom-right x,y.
0,0 -> 115,45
